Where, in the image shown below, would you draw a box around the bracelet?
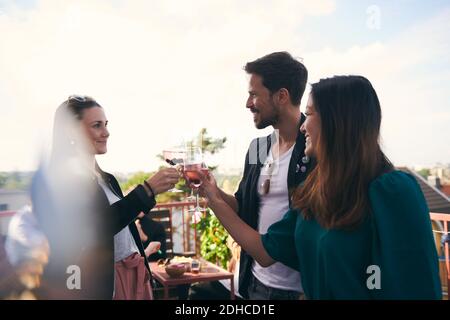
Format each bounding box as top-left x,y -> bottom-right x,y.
143,180 -> 155,198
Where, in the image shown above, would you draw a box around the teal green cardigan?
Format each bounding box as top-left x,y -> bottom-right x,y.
261,171 -> 442,299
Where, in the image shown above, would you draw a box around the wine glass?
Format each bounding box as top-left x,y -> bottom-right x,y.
183,146 -> 206,213
197,161 -> 209,211
162,149 -> 186,193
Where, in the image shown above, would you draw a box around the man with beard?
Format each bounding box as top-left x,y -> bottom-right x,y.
190,52 -> 311,300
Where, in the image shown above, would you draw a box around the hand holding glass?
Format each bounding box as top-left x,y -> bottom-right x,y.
162,149 -> 186,193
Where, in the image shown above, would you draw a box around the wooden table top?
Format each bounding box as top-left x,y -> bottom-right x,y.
150,261 -> 233,286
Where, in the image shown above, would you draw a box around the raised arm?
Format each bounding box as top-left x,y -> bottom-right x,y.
199,173 -> 275,267
105,167 -> 180,236
217,188 -> 239,213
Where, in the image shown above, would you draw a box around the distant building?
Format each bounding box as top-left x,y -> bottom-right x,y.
440,185 -> 450,198
426,175 -> 450,200
400,168 -> 450,214
429,164 -> 450,185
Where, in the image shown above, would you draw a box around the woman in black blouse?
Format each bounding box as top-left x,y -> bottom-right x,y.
32,95 -> 179,299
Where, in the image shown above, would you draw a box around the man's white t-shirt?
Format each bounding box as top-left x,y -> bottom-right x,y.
252,144 -> 303,293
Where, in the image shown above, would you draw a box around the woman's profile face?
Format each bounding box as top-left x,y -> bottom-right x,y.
301,94 -> 321,158
80,107 -> 109,155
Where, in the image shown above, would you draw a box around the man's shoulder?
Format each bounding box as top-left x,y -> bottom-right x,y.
246,132 -> 273,152
243,134 -> 272,168
248,132 -> 272,145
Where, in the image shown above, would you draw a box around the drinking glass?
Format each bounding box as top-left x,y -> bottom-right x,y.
183,146 -> 205,213
162,149 -> 185,193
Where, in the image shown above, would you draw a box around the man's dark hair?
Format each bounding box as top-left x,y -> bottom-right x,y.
244,51 -> 308,106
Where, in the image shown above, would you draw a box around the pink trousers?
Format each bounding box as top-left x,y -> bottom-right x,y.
113,252 -> 153,300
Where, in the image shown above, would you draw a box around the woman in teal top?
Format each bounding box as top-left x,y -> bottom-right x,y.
199,75 -> 442,300
261,171 -> 441,299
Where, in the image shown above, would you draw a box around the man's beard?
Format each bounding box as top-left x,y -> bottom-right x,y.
255,117 -> 275,129
255,101 -> 279,129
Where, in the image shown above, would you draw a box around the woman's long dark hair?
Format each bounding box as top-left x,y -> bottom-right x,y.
50,96 -> 101,163
33,95 -> 103,240
293,76 -> 393,230
31,95 -> 113,298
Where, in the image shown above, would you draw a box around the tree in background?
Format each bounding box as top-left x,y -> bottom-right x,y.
0,173 -> 7,188
196,128 -> 226,172
120,171 -> 150,193
417,168 -> 431,179
0,172 -> 32,190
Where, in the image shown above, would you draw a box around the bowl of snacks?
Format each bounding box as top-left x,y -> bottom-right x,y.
171,256 -> 193,272
165,263 -> 186,278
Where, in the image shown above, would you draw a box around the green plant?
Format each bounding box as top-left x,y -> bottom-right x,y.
194,209 -> 231,269
417,168 -> 431,179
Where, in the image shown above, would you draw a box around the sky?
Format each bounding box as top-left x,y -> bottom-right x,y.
0,0 -> 449,174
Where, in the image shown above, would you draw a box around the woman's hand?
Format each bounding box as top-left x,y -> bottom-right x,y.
144,241 -> 161,257
198,171 -> 222,206
135,219 -> 148,242
146,168 -> 180,195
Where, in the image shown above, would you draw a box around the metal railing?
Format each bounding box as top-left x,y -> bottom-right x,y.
430,212 -> 450,297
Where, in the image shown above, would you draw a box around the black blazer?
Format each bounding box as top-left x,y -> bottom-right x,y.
234,114 -> 313,298
96,166 -> 155,273
32,164 -> 155,299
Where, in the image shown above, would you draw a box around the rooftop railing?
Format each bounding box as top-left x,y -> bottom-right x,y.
430,212 -> 450,298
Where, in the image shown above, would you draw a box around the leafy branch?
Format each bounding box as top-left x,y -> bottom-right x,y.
194,209 -> 231,269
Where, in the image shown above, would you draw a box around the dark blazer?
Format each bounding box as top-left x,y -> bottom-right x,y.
234,114 -> 313,298
32,164 -> 155,299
